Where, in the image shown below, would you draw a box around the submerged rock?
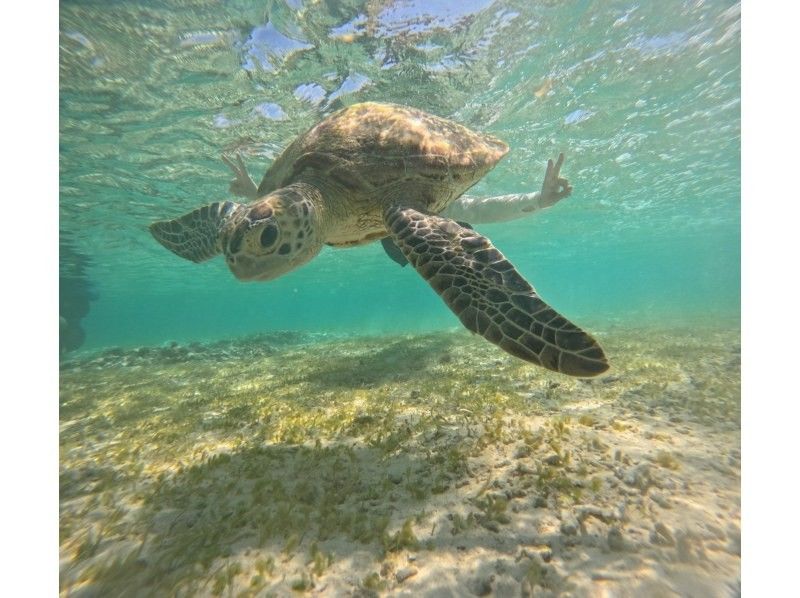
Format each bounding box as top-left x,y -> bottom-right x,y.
608,526 -> 626,551
395,567 -> 417,583
543,453 -> 561,466
624,464 -> 652,491
469,575 -> 493,596
651,522 -> 675,546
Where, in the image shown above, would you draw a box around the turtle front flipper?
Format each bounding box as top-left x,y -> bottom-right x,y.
383,205 -> 608,377
150,200 -> 243,263
382,221 -> 473,268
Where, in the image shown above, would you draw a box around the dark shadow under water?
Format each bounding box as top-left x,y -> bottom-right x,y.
60,237 -> 98,354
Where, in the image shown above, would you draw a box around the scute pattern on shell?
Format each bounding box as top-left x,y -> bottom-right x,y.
307,102 -> 509,168
257,102 -> 509,203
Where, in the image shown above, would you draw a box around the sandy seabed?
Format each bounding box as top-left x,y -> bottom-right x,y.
60,324 -> 740,597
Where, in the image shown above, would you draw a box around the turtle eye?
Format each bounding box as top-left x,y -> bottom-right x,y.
259,223 -> 279,248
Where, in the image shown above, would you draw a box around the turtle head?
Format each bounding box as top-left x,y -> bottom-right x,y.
221,185 -> 323,281
149,184 -> 324,281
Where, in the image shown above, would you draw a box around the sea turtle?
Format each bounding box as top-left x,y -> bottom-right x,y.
150,102 -> 608,376
222,153 -> 566,226
221,154 -> 566,268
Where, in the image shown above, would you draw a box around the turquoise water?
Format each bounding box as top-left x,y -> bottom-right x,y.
58,3 -> 742,594
60,0 -> 740,351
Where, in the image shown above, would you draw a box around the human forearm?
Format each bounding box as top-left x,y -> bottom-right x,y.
441,192 -> 544,224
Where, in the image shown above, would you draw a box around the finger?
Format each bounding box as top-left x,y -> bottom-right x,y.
236,153 -> 247,170
555,188 -> 572,200
221,154 -> 234,168
545,158 -> 554,180
552,154 -> 564,177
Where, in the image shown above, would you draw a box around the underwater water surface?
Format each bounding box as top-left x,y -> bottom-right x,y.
60,0 -> 740,350
59,1 -> 741,596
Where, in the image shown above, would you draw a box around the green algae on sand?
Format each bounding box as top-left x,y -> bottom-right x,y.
60,326 -> 740,597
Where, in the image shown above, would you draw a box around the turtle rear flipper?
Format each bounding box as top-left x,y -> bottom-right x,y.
381,237 -> 409,267
149,201 -> 242,263
383,205 -> 608,377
